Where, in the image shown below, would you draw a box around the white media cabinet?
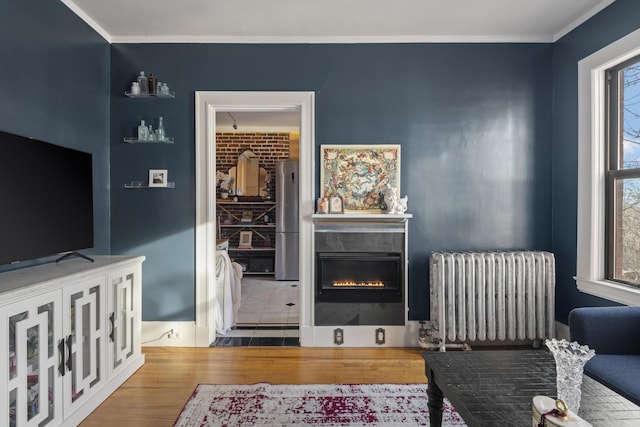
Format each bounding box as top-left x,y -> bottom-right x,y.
0,256 -> 145,427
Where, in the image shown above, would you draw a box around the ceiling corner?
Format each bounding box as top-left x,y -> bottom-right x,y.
552,0 -> 616,42
60,0 -> 113,43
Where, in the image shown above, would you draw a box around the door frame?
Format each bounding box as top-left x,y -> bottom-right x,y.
194,91 -> 315,346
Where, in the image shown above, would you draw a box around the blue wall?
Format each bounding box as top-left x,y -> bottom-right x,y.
110,43 -> 553,321
13,1 -> 631,326
0,0 -> 110,272
551,0 -> 640,323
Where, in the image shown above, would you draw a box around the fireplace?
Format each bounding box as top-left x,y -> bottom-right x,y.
313,219 -> 407,326
316,252 -> 402,303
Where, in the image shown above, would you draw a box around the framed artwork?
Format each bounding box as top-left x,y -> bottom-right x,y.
241,210 -> 253,223
320,145 -> 400,213
149,169 -> 168,187
329,196 -> 343,214
238,231 -> 253,249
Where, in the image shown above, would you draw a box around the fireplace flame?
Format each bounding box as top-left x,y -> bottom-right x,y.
332,281 -> 385,287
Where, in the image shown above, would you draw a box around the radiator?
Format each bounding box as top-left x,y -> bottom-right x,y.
424,251 -> 555,351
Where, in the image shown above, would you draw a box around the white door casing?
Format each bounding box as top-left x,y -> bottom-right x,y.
194,91 -> 315,347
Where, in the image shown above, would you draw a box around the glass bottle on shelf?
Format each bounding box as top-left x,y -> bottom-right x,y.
148,74 -> 157,94
137,71 -> 148,94
137,120 -> 149,141
157,117 -> 165,142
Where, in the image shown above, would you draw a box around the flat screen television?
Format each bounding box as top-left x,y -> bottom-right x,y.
0,130 -> 94,265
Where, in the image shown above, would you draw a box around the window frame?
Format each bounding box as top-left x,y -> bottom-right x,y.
576,27 -> 640,305
605,58 -> 640,286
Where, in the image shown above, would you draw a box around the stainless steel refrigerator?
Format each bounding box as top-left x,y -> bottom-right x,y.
275,161 -> 299,280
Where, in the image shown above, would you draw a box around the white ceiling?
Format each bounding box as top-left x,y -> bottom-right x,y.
63,0 -> 614,44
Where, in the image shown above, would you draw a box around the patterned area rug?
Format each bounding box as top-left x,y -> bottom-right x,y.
174,383 -> 467,426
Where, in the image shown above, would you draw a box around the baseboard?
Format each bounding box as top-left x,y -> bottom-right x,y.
141,320 -> 567,348
145,322 -> 420,348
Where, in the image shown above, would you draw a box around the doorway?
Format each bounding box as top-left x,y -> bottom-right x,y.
194,92 -> 315,347
214,112 -> 300,345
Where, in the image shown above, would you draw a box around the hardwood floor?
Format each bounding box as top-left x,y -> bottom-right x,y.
80,346 -> 427,426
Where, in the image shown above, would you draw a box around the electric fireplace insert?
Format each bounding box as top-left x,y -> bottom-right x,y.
316,252 -> 402,303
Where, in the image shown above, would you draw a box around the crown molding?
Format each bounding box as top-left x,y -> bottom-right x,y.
109,34 -> 553,44
553,0 -> 615,42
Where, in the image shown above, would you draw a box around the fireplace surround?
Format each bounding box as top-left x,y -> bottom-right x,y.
313,217 -> 409,327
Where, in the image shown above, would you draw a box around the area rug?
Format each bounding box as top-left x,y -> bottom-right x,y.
173,383 -> 467,426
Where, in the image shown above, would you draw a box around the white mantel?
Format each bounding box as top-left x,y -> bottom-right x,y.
312,213 -> 413,223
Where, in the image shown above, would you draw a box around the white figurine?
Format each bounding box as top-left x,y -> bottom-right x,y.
384,187 -> 408,214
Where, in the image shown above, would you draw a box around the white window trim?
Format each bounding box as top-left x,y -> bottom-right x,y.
577,27 -> 640,305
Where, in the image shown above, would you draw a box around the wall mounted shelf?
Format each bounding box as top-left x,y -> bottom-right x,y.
124,182 -> 175,189
124,91 -> 175,98
122,84 -> 175,191
124,137 -> 174,144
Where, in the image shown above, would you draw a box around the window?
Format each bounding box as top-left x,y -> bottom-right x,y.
576,28 -> 640,305
606,58 -> 640,286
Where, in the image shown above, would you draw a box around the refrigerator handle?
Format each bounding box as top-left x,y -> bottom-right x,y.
291,172 -> 296,184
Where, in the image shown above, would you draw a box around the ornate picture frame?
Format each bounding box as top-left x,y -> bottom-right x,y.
320,145 -> 400,213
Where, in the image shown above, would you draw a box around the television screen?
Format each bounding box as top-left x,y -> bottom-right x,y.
0,130 -> 94,265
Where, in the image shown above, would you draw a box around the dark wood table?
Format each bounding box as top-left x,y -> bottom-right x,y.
422,349 -> 640,426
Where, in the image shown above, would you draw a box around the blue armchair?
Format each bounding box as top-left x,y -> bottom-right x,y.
569,306 -> 640,406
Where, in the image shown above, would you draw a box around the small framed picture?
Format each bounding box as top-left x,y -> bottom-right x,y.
241,210 -> 253,223
149,169 -> 168,187
238,231 -> 253,249
329,196 -> 344,214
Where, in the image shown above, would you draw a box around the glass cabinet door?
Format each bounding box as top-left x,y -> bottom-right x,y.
2,291 -> 62,427
107,268 -> 140,377
62,277 -> 105,416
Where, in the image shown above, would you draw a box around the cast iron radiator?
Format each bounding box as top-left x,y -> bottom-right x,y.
423,251 -> 555,351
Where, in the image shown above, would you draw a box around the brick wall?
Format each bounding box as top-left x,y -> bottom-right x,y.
216,132 -> 292,186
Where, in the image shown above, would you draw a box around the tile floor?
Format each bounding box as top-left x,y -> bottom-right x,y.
212,275 -> 300,347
